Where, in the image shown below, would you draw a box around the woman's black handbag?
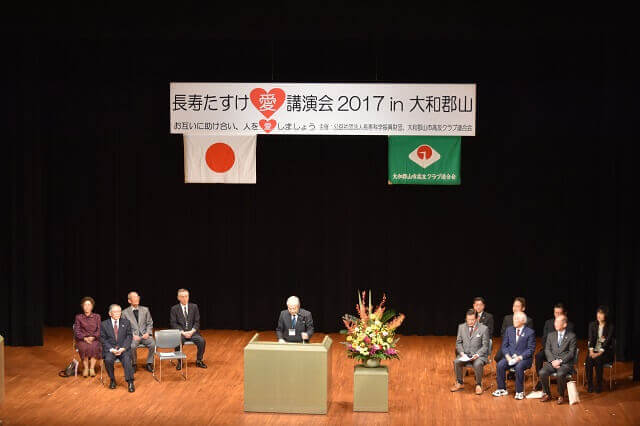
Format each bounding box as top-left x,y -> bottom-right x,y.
58,359 -> 78,377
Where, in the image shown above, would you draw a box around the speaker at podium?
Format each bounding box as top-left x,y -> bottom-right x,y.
243,333 -> 332,414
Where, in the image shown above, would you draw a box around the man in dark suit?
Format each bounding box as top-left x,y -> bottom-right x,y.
495,297 -> 534,362
169,288 -> 207,369
100,304 -> 135,392
493,311 -> 536,400
276,296 -> 314,343
531,303 -> 575,393
473,297 -> 494,337
538,315 -> 577,404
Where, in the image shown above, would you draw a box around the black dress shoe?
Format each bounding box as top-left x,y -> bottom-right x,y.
176,360 -> 182,370
109,380 -> 117,389
128,381 -> 135,393
145,363 -> 154,373
595,387 -> 602,394
196,360 -> 207,368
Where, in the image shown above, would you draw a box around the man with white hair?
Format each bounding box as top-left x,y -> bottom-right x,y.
492,311 -> 536,400
100,304 -> 136,392
276,296 -> 314,343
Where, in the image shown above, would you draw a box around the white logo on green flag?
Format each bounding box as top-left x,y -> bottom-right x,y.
408,144 -> 441,168
388,136 -> 461,185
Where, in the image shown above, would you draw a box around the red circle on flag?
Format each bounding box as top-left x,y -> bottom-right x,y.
417,145 -> 432,160
205,143 -> 235,173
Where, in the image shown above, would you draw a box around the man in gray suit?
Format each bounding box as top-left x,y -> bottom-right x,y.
276,296 -> 314,343
538,314 -> 577,404
451,309 -> 491,395
122,291 -> 155,373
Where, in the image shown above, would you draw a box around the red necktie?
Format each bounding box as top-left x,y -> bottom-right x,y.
517,329 -> 521,337
114,321 -> 119,340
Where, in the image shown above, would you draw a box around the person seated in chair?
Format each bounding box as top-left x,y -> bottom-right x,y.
531,302 -> 574,395
170,288 -> 207,370
122,291 -> 155,373
450,309 -> 491,395
538,314 -> 577,404
100,304 -> 135,392
493,311 -> 535,400
74,297 -> 102,378
585,306 -> 615,393
495,297 -> 534,363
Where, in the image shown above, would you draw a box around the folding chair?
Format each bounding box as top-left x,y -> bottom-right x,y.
581,338 -> 617,390
153,330 -> 188,382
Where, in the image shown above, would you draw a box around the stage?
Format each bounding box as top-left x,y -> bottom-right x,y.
0,328 -> 638,425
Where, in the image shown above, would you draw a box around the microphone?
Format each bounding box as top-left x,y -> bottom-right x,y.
302,317 -> 308,344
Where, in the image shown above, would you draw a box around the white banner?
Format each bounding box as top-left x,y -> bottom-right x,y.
183,135 -> 256,184
171,83 -> 476,136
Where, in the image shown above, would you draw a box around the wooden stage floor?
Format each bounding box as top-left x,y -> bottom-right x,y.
1,328 -> 638,425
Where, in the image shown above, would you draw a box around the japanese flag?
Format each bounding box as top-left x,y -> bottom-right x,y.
183,135 -> 256,184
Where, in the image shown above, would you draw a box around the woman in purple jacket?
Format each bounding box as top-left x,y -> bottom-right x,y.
73,297 -> 102,377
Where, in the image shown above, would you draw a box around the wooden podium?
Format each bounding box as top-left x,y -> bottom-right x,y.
244,333 -> 332,414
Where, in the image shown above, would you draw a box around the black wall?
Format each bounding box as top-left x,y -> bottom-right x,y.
3,13 -> 638,366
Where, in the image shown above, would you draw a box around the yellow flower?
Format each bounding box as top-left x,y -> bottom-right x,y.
347,336 -> 353,342
387,337 -> 393,343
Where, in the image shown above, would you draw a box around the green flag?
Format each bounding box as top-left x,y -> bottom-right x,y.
388,136 -> 461,185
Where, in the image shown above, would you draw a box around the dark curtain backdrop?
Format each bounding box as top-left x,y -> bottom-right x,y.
4,35 -> 638,366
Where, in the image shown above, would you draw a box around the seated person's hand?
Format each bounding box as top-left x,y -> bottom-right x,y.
133,335 -> 141,342
301,332 -> 309,340
551,359 -> 562,368
142,333 -> 149,340
470,354 -> 479,360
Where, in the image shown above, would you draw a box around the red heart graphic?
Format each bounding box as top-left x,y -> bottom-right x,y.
250,88 -> 285,118
259,119 -> 276,133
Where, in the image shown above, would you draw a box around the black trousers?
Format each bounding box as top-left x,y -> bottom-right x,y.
175,332 -> 206,361
533,351 -> 546,390
104,350 -> 134,383
585,351 -> 614,388
539,362 -> 572,397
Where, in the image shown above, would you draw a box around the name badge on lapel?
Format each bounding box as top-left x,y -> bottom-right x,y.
288,329 -> 296,336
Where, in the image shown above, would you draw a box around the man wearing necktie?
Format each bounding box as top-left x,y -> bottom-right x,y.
276,296 -> 314,343
538,315 -> 577,404
169,288 -> 207,369
451,309 -> 491,395
493,311 -> 536,400
100,304 -> 136,392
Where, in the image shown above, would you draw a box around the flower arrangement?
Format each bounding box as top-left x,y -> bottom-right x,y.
341,290 -> 405,365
